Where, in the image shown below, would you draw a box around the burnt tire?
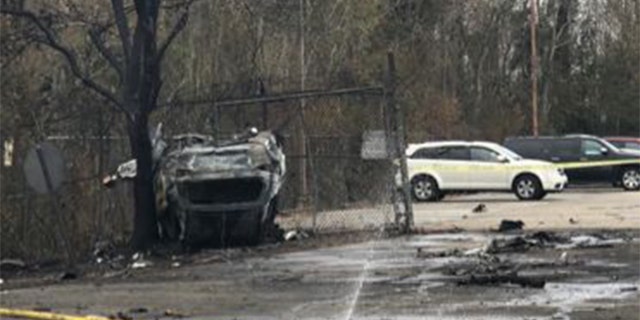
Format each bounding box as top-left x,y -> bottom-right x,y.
411,175 -> 441,202
620,167 -> 640,191
513,174 -> 544,201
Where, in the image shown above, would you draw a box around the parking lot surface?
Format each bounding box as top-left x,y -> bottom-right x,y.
413,189 -> 640,231
1,188 -> 639,320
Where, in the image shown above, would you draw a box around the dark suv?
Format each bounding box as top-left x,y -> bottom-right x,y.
504,135 -> 640,191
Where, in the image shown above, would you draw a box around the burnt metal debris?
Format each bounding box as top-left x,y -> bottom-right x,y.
496,219 -> 525,232
104,124 -> 285,247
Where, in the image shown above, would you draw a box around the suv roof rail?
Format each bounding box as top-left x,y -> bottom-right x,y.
562,133 -> 599,139
506,134 -> 601,140
505,136 -> 558,140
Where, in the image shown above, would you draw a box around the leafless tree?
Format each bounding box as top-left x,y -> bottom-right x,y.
1,0 -> 195,250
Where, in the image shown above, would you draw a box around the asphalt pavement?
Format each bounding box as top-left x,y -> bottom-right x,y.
413,188 -> 640,231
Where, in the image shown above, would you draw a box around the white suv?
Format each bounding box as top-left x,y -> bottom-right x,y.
406,141 -> 567,201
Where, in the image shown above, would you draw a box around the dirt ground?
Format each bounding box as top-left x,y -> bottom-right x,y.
1,189 -> 639,320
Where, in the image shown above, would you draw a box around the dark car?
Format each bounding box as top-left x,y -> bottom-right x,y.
503,134 -> 640,191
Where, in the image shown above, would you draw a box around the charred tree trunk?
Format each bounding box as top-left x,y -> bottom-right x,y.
124,0 -> 162,250
128,113 -> 158,250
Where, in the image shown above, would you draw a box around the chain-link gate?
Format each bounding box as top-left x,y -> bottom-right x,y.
208,93 -> 395,233
170,53 -> 414,235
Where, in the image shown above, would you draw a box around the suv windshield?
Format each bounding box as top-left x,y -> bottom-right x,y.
597,138 -> 621,152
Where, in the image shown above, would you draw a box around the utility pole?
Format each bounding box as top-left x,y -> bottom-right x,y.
530,0 -> 539,137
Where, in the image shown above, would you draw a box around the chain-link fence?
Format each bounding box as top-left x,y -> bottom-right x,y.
277,135 -> 395,232
1,135 -> 132,262
174,90 -> 398,234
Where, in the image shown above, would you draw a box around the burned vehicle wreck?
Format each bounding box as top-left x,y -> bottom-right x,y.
104,126 -> 286,247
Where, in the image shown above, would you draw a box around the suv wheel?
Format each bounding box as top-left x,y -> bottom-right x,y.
620,168 -> 640,191
412,176 -> 441,202
514,175 -> 543,200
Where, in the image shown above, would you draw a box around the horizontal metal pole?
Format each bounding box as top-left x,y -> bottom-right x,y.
168,86 -> 384,108
46,135 -> 127,140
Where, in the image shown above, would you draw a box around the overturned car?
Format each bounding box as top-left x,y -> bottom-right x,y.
104,126 -> 286,247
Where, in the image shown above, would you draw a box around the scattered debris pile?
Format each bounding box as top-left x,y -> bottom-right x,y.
92,240 -> 127,269
486,231 -> 570,254
472,203 -> 486,213
418,230 -> 634,289
130,253 -> 153,269
456,272 -> 546,289
496,219 -> 525,232
284,230 -> 310,242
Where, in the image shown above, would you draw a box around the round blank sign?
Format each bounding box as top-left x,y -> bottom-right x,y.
23,142 -> 65,194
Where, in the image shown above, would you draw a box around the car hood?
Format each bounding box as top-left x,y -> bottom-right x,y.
618,149 -> 640,157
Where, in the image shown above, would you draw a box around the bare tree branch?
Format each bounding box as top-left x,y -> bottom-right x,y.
0,7 -> 130,118
161,0 -> 197,10
59,1 -> 125,79
88,26 -> 124,79
156,0 -> 194,63
111,0 -> 132,65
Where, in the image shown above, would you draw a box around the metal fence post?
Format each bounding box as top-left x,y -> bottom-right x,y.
309,136 -> 319,232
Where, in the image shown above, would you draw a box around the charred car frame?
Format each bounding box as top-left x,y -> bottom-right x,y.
104,125 -> 286,247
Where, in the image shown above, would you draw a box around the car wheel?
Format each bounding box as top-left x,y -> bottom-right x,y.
411,176 -> 441,202
514,175 -> 543,200
620,168 -> 640,191
534,191 -> 547,200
